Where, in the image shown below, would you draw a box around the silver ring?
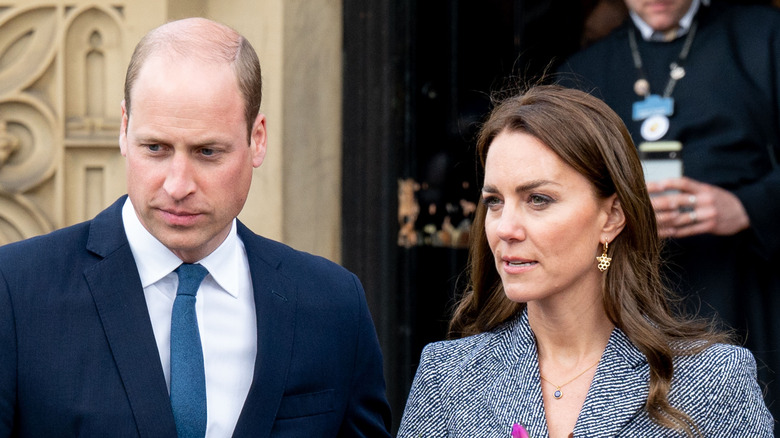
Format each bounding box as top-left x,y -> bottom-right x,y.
689,210 -> 698,223
688,194 -> 697,206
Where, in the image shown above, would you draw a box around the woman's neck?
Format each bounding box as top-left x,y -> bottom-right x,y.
528,297 -> 614,365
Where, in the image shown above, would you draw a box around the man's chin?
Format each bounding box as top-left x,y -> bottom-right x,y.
149,228 -> 201,253
165,241 -> 209,263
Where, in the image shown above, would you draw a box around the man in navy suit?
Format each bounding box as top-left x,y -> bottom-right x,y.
0,17 -> 391,437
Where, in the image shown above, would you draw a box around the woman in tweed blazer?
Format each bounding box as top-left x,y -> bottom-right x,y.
398,85 -> 773,437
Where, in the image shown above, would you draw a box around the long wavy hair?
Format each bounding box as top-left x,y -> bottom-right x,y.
449,84 -> 729,436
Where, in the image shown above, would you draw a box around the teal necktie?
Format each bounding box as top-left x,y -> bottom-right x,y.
170,263 -> 209,438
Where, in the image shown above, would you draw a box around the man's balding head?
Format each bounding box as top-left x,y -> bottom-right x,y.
123,18 -> 262,139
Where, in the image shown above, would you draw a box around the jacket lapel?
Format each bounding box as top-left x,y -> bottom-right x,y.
483,312 -> 650,438
232,223 -> 297,438
484,311 -> 549,437
573,329 -> 649,436
84,197 -> 177,437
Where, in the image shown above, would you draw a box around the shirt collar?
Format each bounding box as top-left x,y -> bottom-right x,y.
630,0 -> 702,41
122,197 -> 243,298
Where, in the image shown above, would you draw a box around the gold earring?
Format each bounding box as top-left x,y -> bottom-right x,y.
596,240 -> 611,272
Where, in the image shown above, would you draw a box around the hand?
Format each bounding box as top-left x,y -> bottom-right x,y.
646,177 -> 750,238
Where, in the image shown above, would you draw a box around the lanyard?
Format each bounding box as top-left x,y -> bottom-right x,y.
628,21 -> 698,98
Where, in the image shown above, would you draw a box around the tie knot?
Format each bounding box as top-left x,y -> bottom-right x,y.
175,263 -> 209,297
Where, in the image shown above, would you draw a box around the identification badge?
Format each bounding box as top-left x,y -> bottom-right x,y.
640,115 -> 669,141
632,95 -> 674,121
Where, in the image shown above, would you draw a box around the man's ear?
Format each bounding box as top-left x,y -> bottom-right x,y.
250,112 -> 267,168
119,100 -> 129,157
602,194 -> 626,240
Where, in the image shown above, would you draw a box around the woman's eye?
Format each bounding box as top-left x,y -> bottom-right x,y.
481,195 -> 502,209
529,194 -> 552,207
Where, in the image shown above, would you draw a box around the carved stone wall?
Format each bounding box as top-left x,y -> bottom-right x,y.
0,0 -> 343,262
0,1 -> 155,245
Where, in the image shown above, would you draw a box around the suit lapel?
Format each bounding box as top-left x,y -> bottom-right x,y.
232,224 -> 297,438
574,329 -> 649,436
84,197 -> 177,437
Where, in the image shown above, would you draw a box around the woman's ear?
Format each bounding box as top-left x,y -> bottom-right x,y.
602,194 -> 626,239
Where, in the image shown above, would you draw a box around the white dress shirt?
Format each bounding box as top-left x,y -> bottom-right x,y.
122,198 -> 257,437
630,0 -> 703,41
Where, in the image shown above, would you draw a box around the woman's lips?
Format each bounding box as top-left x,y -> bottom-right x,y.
501,257 -> 538,273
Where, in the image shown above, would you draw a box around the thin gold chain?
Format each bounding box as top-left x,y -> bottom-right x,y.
539,359 -> 600,395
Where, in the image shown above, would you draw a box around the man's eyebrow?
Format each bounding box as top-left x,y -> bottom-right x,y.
131,134 -> 232,147
133,135 -> 163,144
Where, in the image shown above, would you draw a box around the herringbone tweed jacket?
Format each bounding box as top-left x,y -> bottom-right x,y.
398,310 -> 773,437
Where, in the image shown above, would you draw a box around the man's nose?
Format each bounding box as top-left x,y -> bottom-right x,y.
163,153 -> 197,200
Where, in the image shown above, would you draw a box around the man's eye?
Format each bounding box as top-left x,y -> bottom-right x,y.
200,148 -> 215,156
146,144 -> 161,152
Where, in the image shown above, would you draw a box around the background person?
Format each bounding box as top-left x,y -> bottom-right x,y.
0,17 -> 391,437
397,85 -> 772,437
557,0 -> 780,419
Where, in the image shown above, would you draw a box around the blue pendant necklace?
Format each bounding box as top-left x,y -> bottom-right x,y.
540,359 -> 600,400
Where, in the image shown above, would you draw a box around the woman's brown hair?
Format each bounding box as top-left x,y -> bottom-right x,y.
449,84 -> 729,435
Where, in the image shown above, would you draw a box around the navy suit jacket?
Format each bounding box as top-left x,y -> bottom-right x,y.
0,196 -> 391,437
398,310 -> 774,437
